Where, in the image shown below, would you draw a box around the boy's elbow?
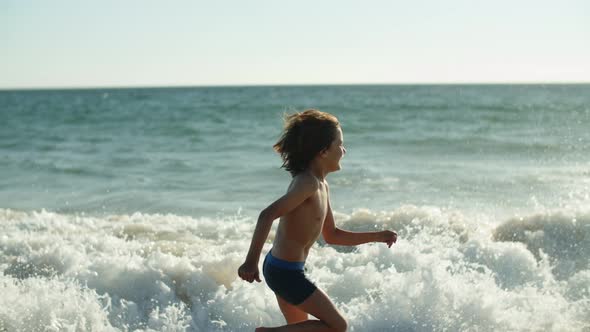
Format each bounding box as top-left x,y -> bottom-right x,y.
325,237 -> 339,245
323,228 -> 340,245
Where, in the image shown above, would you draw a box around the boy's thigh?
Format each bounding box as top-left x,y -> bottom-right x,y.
296,288 -> 347,329
275,294 -> 308,323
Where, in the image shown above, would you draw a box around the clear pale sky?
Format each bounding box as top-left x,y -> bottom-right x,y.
1,0 -> 589,89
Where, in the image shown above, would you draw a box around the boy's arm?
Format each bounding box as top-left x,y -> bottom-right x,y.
243,175 -> 318,265
322,196 -> 397,247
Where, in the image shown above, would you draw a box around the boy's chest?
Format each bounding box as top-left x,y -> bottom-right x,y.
300,188 -> 328,223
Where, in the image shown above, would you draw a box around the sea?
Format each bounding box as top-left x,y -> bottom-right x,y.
1,84 -> 589,331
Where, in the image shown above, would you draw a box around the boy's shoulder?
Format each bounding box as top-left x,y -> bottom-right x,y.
291,172 -> 322,191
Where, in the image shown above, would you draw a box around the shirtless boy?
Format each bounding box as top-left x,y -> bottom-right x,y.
238,109 -> 397,331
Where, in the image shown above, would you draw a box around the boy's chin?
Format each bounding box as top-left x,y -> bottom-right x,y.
324,162 -> 342,174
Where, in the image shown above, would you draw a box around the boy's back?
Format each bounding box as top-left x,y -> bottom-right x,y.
271,172 -> 328,262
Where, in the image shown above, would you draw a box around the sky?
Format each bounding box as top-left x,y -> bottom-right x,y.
1,0 -> 589,89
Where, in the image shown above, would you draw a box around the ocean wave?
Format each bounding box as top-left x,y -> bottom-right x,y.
0,207 -> 588,331
493,210 -> 590,280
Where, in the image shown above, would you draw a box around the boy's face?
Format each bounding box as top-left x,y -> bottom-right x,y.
322,127 -> 346,172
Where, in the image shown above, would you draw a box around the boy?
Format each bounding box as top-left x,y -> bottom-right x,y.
238,109 -> 397,332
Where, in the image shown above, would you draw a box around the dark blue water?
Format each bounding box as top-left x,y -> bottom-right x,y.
1,84 -> 589,219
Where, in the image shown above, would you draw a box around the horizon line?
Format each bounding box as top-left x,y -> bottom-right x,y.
1,81 -> 589,92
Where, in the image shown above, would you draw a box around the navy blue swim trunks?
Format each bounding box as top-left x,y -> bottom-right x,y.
262,249 -> 317,305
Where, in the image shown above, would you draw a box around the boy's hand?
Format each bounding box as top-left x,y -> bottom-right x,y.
379,230 -> 398,248
238,261 -> 262,283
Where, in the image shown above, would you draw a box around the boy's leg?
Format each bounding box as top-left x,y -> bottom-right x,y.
295,288 -> 347,331
257,288 -> 347,332
276,294 -> 308,324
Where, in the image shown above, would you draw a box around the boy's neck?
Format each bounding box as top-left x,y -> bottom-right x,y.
307,163 -> 327,182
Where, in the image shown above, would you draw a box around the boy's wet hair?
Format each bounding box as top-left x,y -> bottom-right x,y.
273,109 -> 340,176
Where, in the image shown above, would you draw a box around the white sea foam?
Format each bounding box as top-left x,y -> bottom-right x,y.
0,207 -> 588,331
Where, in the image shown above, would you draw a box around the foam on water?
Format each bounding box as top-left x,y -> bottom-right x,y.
1,207 -> 589,331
